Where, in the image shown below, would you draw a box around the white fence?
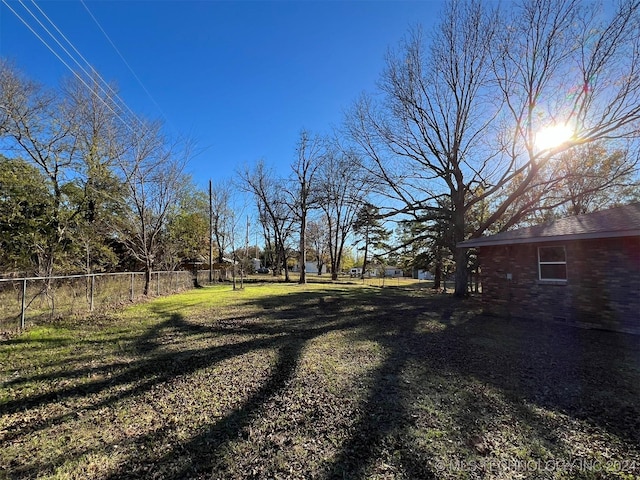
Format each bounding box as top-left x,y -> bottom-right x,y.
0,270 -> 198,333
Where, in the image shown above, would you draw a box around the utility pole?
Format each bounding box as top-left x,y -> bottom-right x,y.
209,179 -> 213,284
240,217 -> 249,289
232,212 -> 236,290
243,216 -> 249,287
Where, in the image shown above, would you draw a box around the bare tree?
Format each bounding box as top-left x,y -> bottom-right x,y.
482,0 -> 640,229
319,145 -> 369,280
515,142 -> 639,220
306,218 -> 330,275
347,0 -> 640,296
285,130 -> 325,284
210,181 -> 233,264
0,59 -> 13,136
116,121 -> 189,295
239,161 -> 294,281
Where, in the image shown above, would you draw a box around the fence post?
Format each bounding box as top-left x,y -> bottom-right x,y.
157,272 -> 160,295
90,274 -> 95,312
20,278 -> 27,330
130,273 -> 134,302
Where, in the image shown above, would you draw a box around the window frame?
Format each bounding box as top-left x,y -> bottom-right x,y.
537,245 -> 567,282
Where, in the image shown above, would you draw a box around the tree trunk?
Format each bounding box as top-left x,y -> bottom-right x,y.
143,266 -> 151,296
433,263 -> 442,290
299,215 -> 306,284
453,192 -> 468,297
452,215 -> 468,296
360,240 -> 369,280
454,247 -> 468,297
282,244 -> 290,282
328,233 -> 338,280
273,238 -> 282,277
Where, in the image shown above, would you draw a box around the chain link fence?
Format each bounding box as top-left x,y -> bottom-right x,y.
0,270 -> 198,334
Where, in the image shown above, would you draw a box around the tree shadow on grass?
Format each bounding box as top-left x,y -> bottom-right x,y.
134,291 -> 639,478
1,288 -> 366,478
442,314 -> 640,446
320,289 -> 640,478
112,327 -> 311,479
2,286 -> 639,479
124,289 -> 441,479
323,312 -> 438,479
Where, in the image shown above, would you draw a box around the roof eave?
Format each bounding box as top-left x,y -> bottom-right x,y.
458,229 -> 640,248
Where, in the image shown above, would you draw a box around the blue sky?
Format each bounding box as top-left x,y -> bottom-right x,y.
0,0 -> 444,188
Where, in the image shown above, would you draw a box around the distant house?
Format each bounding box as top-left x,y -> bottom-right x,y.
305,262 -> 327,275
383,266 -> 405,278
251,258 -> 261,271
414,269 -> 434,280
292,261 -> 327,275
458,203 -> 640,334
350,266 -> 376,277
349,266 -> 379,277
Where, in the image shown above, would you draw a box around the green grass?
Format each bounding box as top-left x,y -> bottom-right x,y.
1,282 -> 639,479
0,271 -> 195,334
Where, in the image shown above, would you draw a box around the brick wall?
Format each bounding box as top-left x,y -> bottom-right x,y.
479,237 -> 640,334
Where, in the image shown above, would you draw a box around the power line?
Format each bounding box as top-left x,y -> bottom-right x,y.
27,0 -> 145,130
1,0 -> 143,134
79,0 -> 171,128
18,0 -> 137,127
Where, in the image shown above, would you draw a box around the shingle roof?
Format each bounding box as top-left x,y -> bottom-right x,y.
458,203 -> 640,248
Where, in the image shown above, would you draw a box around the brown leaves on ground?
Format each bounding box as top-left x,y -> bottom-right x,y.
1,283 -> 639,479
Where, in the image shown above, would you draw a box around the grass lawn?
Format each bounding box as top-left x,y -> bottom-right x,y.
1,281 -> 639,479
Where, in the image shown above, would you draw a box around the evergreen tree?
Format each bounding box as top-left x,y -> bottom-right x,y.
353,203 -> 390,279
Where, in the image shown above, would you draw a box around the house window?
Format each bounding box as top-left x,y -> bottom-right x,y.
538,246 -> 567,281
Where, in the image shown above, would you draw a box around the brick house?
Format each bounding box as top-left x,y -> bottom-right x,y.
458,203 -> 640,334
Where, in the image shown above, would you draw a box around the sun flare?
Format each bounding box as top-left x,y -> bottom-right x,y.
536,124 -> 573,150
